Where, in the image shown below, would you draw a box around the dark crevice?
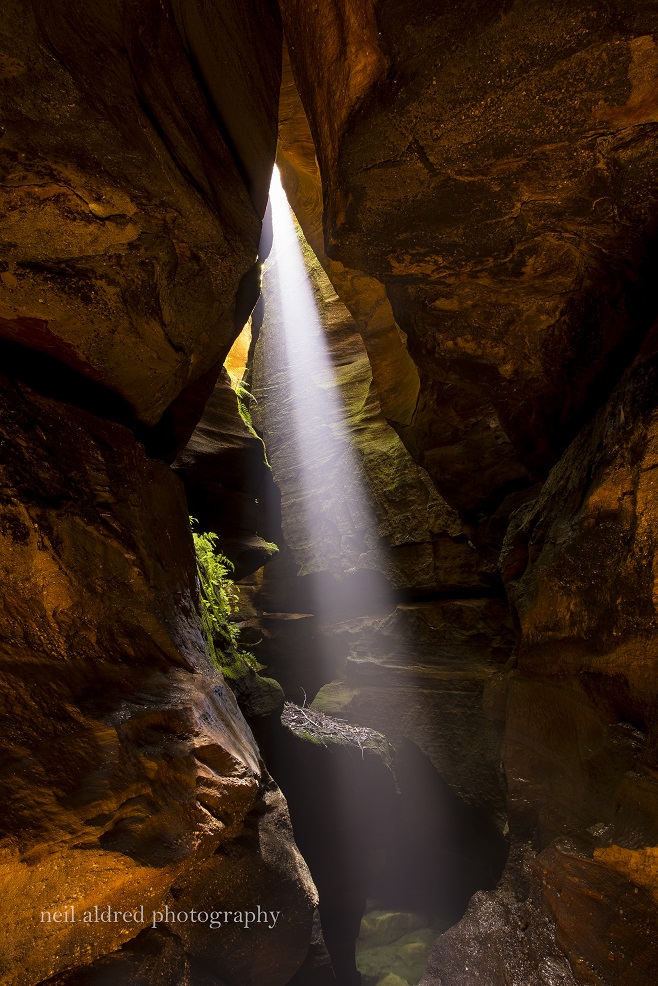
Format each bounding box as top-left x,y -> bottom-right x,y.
0,335 -> 215,464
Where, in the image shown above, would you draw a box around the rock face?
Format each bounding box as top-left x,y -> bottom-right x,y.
264,704 -> 505,986
251,191 -> 513,822
0,0 -> 281,451
312,598 -> 514,820
173,367 -> 279,581
489,326 -> 658,984
279,0 -> 658,511
271,4 -> 658,983
6,2 -> 658,984
0,375 -> 316,986
0,4 -> 327,985
276,46 -> 420,431
417,171 -> 658,986
249,106 -> 510,981
267,706 -> 400,986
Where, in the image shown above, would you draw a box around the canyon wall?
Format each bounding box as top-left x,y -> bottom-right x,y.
4,1 -> 658,984
276,1 -> 658,983
0,3 -> 321,984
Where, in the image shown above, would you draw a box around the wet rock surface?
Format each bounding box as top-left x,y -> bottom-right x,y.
420,848 -> 578,986
268,705 -> 399,986
4,1 -> 658,983
261,704 -> 504,986
269,5 -> 658,982
419,325 -> 658,986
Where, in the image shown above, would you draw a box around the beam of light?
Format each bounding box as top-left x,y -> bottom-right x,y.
260,169 -> 402,986
261,166 -> 390,586
258,168 -> 497,985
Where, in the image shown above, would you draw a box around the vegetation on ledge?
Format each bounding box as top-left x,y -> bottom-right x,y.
191,519 -> 283,717
192,520 -> 259,674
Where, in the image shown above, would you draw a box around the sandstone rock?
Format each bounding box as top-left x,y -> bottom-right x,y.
287,909 -> 338,986
311,598 -> 514,817
252,195 -> 490,596
472,323 -> 658,982
265,706 -> 400,986
0,0 -> 281,441
249,199 -> 514,835
420,868 -> 577,986
358,910 -> 426,949
277,45 -> 420,431
173,367 -> 279,580
536,840 -> 658,984
0,375 -> 316,986
501,324 -> 658,843
281,0 -> 658,510
422,838 -> 658,986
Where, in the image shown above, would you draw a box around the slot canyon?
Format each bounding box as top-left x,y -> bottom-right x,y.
1,2 -> 658,984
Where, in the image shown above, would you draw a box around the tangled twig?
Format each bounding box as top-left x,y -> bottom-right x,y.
282,701 -> 388,758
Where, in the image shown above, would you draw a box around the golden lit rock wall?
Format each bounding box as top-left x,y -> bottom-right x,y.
279,2 -> 658,982
0,3 -> 321,984
280,0 -> 658,512
0,0 -> 281,437
0,375 -> 316,986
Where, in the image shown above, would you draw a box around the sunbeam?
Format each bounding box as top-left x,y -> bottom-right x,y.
262,166 -> 388,586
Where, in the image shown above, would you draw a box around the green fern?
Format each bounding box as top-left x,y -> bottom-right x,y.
191,518 -> 261,674
193,526 -> 237,642
234,379 -> 258,435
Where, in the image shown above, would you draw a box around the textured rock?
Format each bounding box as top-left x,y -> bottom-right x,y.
281,0 -> 658,510
173,368 -> 279,580
263,702 -> 505,986
501,322 -> 658,844
265,707 -> 400,986
421,839 -> 658,986
7,4 -> 658,984
270,9 -> 658,981
0,0 -> 281,443
418,322 -> 658,985
277,46 -> 420,430
0,376 -> 316,986
252,197 -> 489,596
311,598 -> 514,817
420,848 -> 578,986
250,183 -> 513,826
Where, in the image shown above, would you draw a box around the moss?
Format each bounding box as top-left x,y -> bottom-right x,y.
233,379 -> 277,473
